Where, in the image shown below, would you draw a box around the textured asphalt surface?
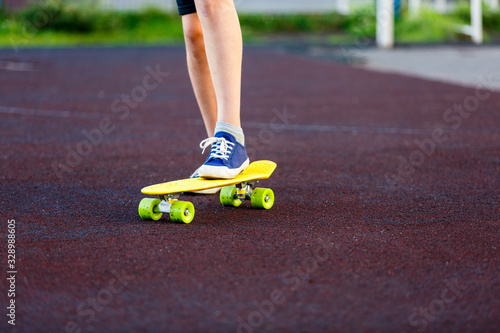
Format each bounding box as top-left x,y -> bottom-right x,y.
352,45 -> 500,91
0,46 -> 499,333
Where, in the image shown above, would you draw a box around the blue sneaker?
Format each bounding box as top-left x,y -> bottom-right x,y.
198,131 -> 249,179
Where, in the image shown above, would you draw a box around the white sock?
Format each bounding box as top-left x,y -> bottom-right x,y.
214,121 -> 244,146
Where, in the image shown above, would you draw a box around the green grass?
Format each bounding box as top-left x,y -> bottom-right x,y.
0,0 -> 499,49
239,12 -> 346,34
0,2 -> 185,48
394,9 -> 460,43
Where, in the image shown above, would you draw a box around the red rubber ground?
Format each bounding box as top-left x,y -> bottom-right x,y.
0,46 -> 499,333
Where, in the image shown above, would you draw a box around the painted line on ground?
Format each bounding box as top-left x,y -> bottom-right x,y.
0,106 -> 108,119
0,107 -> 470,136
191,119 -> 427,135
243,121 -> 430,135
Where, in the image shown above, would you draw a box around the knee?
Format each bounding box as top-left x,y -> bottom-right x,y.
195,0 -> 232,16
184,21 -> 203,46
194,0 -> 216,15
183,17 -> 205,57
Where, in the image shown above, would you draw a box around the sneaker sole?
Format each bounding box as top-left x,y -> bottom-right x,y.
186,187 -> 222,195
198,159 -> 250,179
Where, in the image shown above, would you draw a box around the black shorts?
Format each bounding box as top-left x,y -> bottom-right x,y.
176,0 -> 196,15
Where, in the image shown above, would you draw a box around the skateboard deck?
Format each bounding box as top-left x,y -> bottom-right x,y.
142,160 -> 276,195
138,160 -> 277,223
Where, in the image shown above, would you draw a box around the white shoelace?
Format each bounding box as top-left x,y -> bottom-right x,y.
199,137 -> 235,160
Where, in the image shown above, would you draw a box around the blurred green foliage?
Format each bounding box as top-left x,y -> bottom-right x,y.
18,1 -> 112,33
0,0 -> 499,47
239,12 -> 345,34
343,5 -> 377,38
16,1 -> 181,33
0,0 -> 184,46
395,9 -> 459,42
452,1 -> 500,32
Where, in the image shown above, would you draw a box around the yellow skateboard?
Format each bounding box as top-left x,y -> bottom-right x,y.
138,160 -> 277,223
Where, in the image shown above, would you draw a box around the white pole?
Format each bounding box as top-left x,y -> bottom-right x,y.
376,0 -> 394,49
471,0 -> 483,44
435,0 -> 447,13
408,0 -> 421,17
337,0 -> 350,15
491,0 -> 499,11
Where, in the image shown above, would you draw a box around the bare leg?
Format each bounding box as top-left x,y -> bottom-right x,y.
193,0 -> 242,127
182,13 -> 217,137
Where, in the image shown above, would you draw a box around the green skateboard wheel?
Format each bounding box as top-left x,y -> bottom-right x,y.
251,188 -> 274,209
220,186 -> 242,207
138,198 -> 163,221
170,201 -> 195,224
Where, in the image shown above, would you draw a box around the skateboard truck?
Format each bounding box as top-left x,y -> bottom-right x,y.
220,181 -> 273,210
235,181 -> 255,200
155,194 -> 179,214
139,193 -> 195,224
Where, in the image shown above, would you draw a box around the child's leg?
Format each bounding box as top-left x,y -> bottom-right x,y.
182,13 -> 217,137
179,0 -> 248,179
193,0 -> 249,179
193,0 -> 243,127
